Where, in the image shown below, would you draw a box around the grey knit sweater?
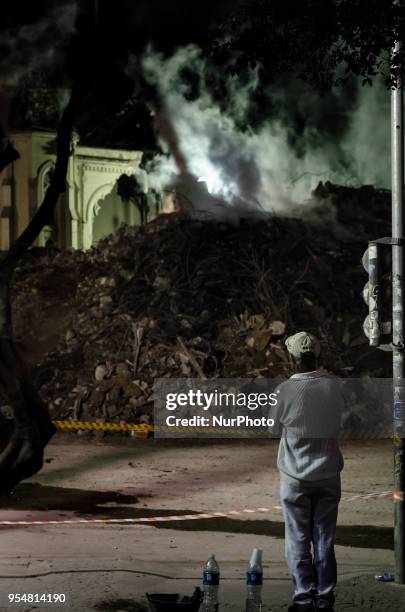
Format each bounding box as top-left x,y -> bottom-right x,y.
271,369 -> 344,482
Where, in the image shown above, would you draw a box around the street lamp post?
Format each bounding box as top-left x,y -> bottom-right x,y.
391,37 -> 405,585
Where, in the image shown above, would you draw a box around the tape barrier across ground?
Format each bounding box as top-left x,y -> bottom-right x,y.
0,491 -> 403,527
1,419 -> 393,528
52,420 -> 394,439
53,420 -> 249,435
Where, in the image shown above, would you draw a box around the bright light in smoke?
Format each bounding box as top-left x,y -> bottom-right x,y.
197,171 -> 222,195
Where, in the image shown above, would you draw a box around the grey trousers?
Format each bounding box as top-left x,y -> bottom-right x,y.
280,472 -> 341,608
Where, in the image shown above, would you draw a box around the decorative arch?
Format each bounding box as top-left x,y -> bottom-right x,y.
36,160 -> 55,206
36,160 -> 56,247
71,149 -> 143,250
85,182 -> 116,222
82,182 -> 117,249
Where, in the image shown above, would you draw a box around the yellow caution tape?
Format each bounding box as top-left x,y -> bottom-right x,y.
53,420 -> 153,432
52,420 -> 394,438
52,420 -> 256,435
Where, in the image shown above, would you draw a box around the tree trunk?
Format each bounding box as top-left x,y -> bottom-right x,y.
0,89 -> 80,494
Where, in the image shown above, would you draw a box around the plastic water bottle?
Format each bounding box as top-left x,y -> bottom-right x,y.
202,553 -> 219,611
246,548 -> 263,611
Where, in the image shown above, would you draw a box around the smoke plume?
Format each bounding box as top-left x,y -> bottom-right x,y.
0,2 -> 77,94
141,45 -> 391,217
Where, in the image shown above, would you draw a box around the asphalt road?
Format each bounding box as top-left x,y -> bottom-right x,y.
0,436 -> 403,611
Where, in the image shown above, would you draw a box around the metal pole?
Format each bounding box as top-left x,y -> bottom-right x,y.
391,37 -> 405,585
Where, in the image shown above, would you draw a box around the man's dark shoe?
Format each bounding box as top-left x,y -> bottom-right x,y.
288,603 -> 316,612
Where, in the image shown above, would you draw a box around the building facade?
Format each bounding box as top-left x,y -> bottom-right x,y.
0,130 -> 145,251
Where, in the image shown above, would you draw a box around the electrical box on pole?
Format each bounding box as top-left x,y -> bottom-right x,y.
361,238 -> 394,351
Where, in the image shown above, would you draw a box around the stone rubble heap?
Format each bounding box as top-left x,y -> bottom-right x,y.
6,183 -> 393,436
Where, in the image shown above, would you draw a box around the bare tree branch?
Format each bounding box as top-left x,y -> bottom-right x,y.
2,89 -> 80,270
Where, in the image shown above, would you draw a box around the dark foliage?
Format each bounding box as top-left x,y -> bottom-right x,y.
214,0 -> 405,91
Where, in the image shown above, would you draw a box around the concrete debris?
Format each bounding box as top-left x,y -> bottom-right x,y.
3,182 -> 392,434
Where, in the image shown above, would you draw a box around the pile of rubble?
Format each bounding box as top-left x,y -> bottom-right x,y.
7,182 -> 392,431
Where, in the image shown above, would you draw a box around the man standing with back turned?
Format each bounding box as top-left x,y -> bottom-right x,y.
271,332 -> 344,612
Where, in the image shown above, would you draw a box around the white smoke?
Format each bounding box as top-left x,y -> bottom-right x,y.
341,82 -> 390,189
141,45 -> 391,217
0,2 -> 77,94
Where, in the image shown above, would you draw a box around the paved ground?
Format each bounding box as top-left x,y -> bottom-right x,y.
0,436 -> 404,611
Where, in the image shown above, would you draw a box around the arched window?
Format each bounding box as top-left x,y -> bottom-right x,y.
36,160 -> 56,247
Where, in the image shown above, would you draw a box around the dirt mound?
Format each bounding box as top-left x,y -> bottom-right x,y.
7,182 -> 392,430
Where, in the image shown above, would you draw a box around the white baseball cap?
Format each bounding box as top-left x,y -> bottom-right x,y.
285,331 -> 321,359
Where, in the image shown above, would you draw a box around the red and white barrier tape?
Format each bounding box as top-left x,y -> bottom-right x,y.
341,490 -> 397,502
0,490 -> 401,527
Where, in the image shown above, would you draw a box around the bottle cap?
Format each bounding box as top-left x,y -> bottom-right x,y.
249,548 -> 262,567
